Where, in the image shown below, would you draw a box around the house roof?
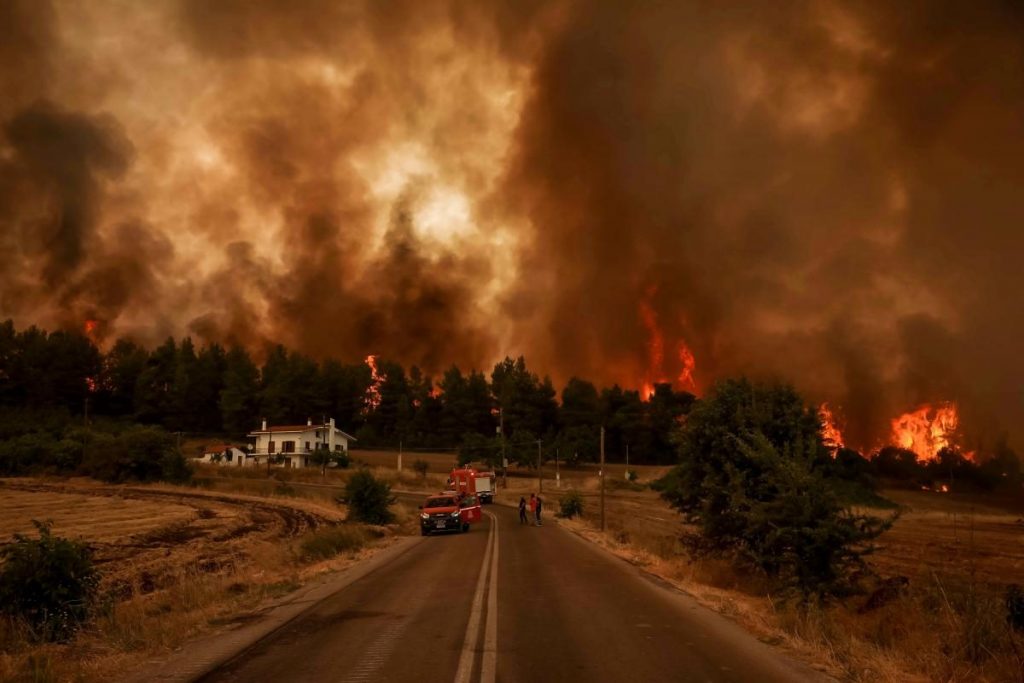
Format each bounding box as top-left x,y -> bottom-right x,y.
247,424 -> 357,441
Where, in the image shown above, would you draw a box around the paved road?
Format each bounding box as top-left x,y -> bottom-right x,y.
200,502 -> 829,683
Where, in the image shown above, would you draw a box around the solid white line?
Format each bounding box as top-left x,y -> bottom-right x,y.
481,512 -> 499,683
453,513 -> 496,683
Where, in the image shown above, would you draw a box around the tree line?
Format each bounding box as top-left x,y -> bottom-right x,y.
0,320 -> 694,465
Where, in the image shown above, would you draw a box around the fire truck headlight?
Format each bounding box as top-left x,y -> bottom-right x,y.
420,513 -> 429,520
450,510 -> 460,518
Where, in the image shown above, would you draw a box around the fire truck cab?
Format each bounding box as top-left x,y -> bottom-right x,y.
419,491 -> 482,536
448,467 -> 495,504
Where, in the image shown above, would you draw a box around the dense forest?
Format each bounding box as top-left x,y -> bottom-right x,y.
0,320 -> 694,466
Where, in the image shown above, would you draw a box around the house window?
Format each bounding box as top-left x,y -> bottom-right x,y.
335,445 -> 341,451
283,441 -> 296,453
269,441 -> 276,453
305,441 -> 311,452
225,451 -> 233,461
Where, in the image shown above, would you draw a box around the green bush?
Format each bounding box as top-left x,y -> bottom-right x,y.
0,522 -> 99,642
299,525 -> 367,561
559,490 -> 584,519
341,469 -> 394,524
0,432 -> 58,474
412,459 -> 429,478
80,426 -> 191,483
659,378 -> 894,598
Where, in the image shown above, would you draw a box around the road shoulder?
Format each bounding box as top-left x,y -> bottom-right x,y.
550,515 -> 837,682
121,535 -> 423,683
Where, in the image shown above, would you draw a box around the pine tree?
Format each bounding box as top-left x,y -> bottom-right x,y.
220,347 -> 259,435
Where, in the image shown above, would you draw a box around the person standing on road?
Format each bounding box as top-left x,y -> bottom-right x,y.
535,495 -> 543,526
518,496 -> 528,524
528,493 -> 536,526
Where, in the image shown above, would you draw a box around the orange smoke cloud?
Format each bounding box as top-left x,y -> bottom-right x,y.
1,1 -> 1023,451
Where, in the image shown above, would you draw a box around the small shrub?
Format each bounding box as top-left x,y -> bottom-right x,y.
341,469 -> 394,524
80,426 -> 191,483
0,521 -> 99,642
412,459 -> 429,478
299,525 -> 368,561
625,468 -> 638,482
559,490 -> 584,519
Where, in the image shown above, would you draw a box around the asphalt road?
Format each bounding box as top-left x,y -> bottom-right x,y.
200,502 -> 830,683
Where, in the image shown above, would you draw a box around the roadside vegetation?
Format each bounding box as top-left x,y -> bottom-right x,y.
340,470 -> 395,524
0,522 -> 99,643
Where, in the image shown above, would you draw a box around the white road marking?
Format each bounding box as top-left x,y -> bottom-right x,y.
481,513 -> 498,683
453,511 -> 498,683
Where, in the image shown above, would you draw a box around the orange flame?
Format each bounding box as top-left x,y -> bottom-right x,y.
364,354 -> 383,412
819,403 -> 844,451
890,403 -> 965,463
639,294 -> 663,400
83,319 -> 100,343
638,286 -> 697,399
677,341 -> 697,394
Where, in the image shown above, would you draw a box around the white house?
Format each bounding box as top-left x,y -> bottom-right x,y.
247,417 -> 355,469
198,444 -> 255,467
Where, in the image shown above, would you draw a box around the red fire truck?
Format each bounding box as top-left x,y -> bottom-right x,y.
448,467 -> 495,504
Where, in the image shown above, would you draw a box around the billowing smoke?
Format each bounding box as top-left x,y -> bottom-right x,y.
1,0 -> 1023,450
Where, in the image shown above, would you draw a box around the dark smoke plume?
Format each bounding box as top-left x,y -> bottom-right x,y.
1,0 -> 1023,449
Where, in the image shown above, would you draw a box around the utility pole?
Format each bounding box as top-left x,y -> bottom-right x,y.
555,448 -> 560,488
321,418 -> 328,477
537,439 -> 543,494
600,426 -> 606,532
398,440 -> 403,474
624,443 -> 629,480
500,408 -> 507,489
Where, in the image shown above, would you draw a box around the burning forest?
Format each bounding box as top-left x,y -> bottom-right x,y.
2,1 -> 1024,456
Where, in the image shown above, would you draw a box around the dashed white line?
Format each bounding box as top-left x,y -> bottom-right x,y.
481,513 -> 499,683
453,511 -> 498,683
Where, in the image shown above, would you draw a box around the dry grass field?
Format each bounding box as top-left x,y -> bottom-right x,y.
0,477 -> 416,683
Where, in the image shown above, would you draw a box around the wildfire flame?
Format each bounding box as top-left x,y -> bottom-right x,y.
639,294 -> 663,400
677,341 -> 697,394
83,319 -> 100,343
890,402 -> 965,463
84,319 -> 100,393
364,354 -> 383,412
639,286 -> 697,399
819,402 -> 844,451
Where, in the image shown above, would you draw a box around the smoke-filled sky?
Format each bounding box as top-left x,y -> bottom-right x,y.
2,0 -> 1023,449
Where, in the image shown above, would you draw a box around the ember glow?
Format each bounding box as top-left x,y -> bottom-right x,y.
819,403 -> 845,451
83,319 -> 100,343
890,403 -> 965,464
364,355 -> 383,413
